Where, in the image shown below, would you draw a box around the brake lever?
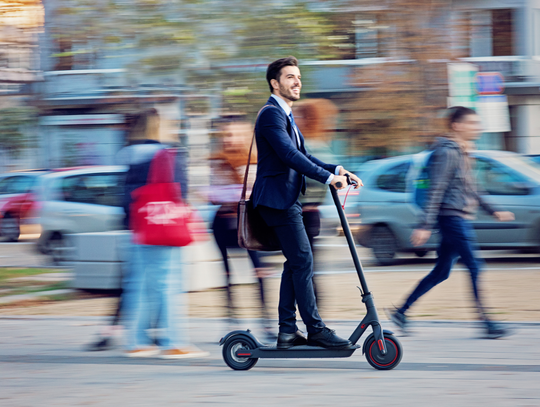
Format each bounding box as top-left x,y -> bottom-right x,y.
335,173 -> 358,189
345,173 -> 358,187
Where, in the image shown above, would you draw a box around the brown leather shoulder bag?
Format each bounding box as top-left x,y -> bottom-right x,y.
237,105 -> 280,251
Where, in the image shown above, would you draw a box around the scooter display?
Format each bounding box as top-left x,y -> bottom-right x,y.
220,176 -> 403,371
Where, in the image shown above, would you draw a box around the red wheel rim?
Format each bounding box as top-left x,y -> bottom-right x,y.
369,337 -> 398,367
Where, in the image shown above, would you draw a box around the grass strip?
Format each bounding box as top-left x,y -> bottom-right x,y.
0,268 -> 67,283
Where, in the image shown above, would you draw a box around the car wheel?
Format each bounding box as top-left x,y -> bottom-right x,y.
1,213 -> 20,242
414,250 -> 429,258
46,233 -> 72,265
371,225 -> 397,266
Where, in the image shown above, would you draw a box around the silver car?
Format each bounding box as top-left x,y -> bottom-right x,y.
36,166 -> 127,262
323,151 -> 540,265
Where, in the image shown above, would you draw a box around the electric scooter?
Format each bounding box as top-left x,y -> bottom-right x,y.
220,176 -> 403,371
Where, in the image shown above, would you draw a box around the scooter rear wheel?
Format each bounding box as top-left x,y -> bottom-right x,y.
364,333 -> 403,370
222,335 -> 258,371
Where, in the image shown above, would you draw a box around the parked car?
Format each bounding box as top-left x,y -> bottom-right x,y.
0,170 -> 49,241
320,150 -> 540,265
36,166 -> 127,263
528,154 -> 540,166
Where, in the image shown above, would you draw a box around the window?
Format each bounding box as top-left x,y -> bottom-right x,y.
321,13 -> 391,60
61,173 -> 124,206
492,9 -> 513,56
9,176 -> 36,194
535,9 -> 540,57
376,162 -> 411,193
0,176 -> 36,195
53,38 -> 73,71
0,177 -> 14,195
475,158 -> 529,196
460,9 -> 515,57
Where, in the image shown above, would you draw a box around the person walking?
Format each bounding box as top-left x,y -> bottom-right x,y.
294,99 -> 339,311
84,110 -> 182,351
251,56 -> 362,349
209,121 -> 275,339
121,108 -> 207,358
388,106 -> 515,339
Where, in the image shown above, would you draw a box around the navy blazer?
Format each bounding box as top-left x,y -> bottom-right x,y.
251,96 -> 338,210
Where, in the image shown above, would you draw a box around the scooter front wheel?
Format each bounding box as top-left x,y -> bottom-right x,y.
222,335 -> 258,371
364,333 -> 403,370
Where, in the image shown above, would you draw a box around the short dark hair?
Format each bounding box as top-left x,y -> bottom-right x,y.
447,106 -> 477,129
266,56 -> 299,93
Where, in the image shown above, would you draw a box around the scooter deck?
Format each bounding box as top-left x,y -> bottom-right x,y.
238,344 -> 360,359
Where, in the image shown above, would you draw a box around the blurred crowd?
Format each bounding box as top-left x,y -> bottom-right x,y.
79,99 -> 339,356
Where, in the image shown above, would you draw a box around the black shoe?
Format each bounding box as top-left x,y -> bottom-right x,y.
85,337 -> 112,351
484,321 -> 513,339
277,330 -> 308,349
307,327 -> 352,349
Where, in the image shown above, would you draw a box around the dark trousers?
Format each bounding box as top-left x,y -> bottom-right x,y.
258,201 -> 325,334
302,208 -> 321,307
212,209 -> 267,321
399,216 -> 486,316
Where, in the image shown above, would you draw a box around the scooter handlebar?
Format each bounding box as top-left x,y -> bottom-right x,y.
334,173 -> 358,189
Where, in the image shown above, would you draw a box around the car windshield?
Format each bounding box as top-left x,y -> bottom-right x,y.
354,161 -> 380,180
495,156 -> 540,184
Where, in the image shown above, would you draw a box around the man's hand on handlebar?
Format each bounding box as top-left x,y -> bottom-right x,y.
330,175 -> 349,190
338,168 -> 363,189
331,172 -> 363,190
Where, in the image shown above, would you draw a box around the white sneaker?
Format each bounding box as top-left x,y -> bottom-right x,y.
125,347 -> 160,357
159,347 -> 210,360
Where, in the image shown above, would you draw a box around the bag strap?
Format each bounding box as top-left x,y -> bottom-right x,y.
147,148 -> 175,184
240,104 -> 273,201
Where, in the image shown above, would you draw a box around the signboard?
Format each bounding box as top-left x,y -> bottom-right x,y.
448,65 -> 511,133
475,72 -> 505,95
476,95 -> 511,133
474,72 -> 510,133
447,63 -> 478,108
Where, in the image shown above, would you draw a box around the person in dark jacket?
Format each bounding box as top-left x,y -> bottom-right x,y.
252,57 -> 362,349
388,106 -> 515,339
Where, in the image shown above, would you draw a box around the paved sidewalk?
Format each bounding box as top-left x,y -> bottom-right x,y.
0,316 -> 539,406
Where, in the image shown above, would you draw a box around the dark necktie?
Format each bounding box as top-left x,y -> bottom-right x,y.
289,112 -> 300,148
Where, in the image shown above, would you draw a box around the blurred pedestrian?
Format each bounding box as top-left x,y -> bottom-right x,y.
293,99 -> 339,310
84,111 -> 163,351
119,108 -> 207,358
388,106 -> 515,339
252,56 -> 362,349
209,121 -> 275,339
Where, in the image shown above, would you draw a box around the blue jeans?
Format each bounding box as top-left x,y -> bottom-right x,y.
399,216 -> 485,316
123,241 -> 187,350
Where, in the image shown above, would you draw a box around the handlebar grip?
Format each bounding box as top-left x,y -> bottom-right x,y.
335,181 -> 343,188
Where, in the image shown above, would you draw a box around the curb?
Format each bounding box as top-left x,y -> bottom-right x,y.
0,316 -> 538,327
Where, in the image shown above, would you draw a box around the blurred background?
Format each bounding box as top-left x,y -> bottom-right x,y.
1,0 -> 540,305
2,0 -> 539,173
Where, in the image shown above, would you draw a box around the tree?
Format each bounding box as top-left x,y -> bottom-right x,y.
49,0 -> 341,74
0,107 -> 37,158
343,0 -> 453,156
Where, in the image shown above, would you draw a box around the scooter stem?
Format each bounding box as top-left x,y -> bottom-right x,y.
330,185 -> 371,295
